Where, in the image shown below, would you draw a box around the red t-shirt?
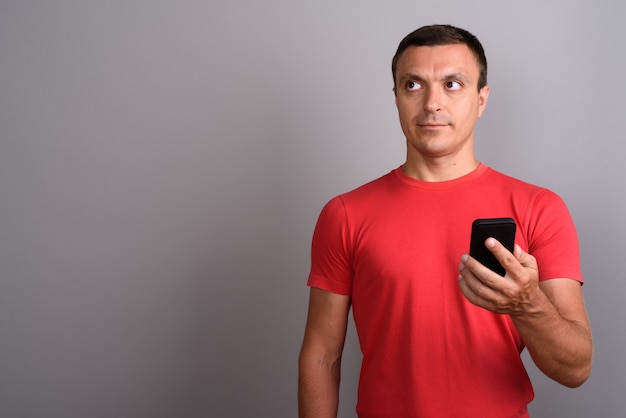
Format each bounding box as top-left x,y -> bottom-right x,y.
308,165 -> 582,418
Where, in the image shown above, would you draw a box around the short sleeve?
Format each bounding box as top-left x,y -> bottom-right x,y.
307,196 -> 354,295
525,190 -> 583,284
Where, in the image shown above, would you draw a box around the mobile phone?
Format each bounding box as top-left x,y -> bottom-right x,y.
469,218 -> 516,276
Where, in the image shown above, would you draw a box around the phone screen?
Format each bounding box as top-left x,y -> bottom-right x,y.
469,218 -> 516,276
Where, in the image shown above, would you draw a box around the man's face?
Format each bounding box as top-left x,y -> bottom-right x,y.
394,44 -> 489,163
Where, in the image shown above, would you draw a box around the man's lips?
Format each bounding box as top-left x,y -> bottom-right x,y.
415,118 -> 451,128
417,123 -> 449,128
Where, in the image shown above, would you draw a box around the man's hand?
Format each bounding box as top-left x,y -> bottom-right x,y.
458,237 -> 593,387
458,238 -> 541,315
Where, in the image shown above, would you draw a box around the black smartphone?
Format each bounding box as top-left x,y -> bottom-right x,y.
469,218 -> 516,276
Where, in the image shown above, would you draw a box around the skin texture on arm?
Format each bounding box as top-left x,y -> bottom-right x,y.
298,287 -> 351,418
458,239 -> 593,387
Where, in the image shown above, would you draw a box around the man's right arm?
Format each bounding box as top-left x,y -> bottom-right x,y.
298,287 -> 351,418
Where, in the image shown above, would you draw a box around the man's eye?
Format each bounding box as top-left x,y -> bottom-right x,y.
407,81 -> 421,91
446,81 -> 462,90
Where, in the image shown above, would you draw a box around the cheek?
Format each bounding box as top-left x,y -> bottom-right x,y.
397,100 -> 418,121
398,110 -> 416,132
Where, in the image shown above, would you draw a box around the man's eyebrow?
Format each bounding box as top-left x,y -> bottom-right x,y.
397,72 -> 472,84
443,72 -> 471,83
397,73 -> 424,84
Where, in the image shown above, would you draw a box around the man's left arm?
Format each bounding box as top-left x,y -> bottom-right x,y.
458,238 -> 593,387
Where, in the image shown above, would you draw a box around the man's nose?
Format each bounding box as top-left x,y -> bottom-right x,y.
423,87 -> 443,113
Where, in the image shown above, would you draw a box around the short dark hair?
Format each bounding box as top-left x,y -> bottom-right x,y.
392,24 -> 488,91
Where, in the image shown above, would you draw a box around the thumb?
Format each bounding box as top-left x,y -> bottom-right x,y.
514,244 -> 536,269
513,244 -> 524,259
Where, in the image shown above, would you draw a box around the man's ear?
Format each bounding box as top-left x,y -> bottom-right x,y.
477,85 -> 490,118
393,87 -> 400,110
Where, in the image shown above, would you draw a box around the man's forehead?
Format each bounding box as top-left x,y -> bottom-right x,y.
397,44 -> 475,66
395,44 -> 480,79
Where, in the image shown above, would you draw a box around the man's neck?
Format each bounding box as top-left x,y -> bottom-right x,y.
401,156 -> 480,182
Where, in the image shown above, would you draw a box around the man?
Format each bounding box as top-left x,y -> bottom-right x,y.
298,24 -> 593,418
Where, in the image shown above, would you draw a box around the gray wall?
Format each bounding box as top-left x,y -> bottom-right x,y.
0,1 -> 623,417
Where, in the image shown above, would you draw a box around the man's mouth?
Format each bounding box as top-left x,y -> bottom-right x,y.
416,117 -> 451,128
418,123 -> 448,128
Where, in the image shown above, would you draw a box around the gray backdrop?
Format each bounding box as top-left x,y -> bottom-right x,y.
0,1 -> 623,417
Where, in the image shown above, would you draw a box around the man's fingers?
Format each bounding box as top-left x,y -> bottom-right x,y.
513,244 -> 539,271
485,237 -> 518,272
